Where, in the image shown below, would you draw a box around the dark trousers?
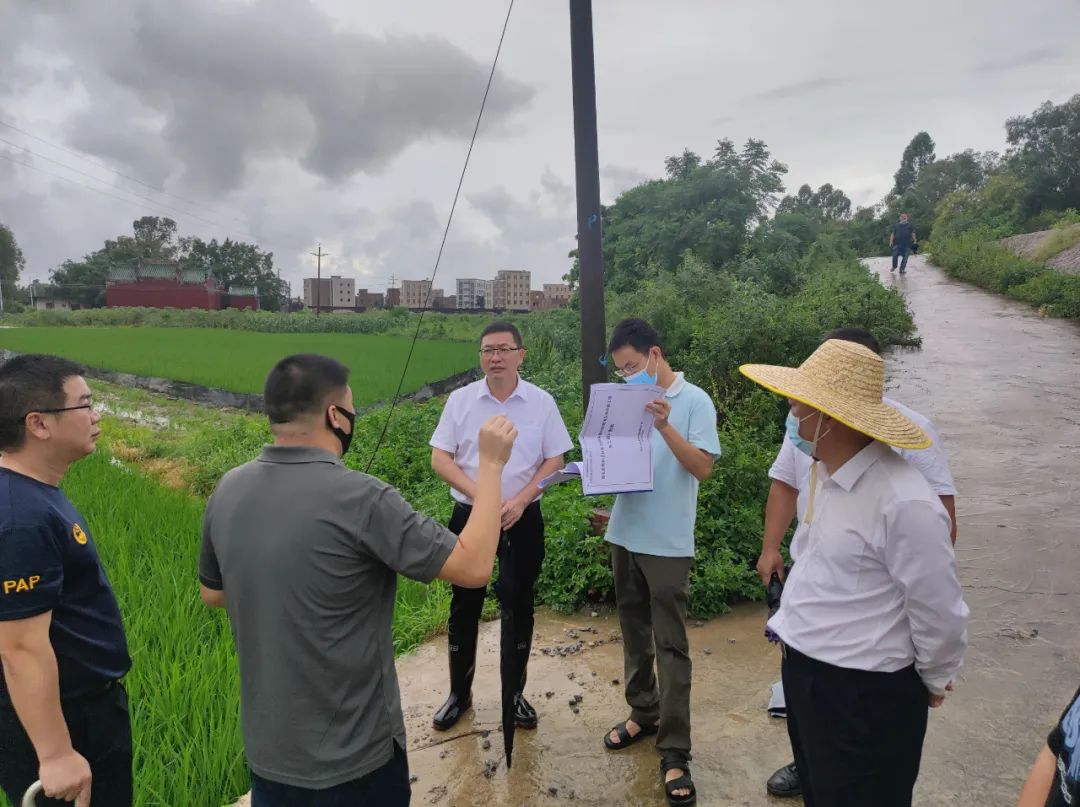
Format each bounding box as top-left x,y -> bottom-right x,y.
610,544 -> 693,765
0,681 -> 132,807
251,741 -> 410,807
891,243 -> 911,270
447,501 -> 545,694
782,645 -> 929,807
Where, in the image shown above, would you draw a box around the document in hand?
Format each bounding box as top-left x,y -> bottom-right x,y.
539,383 -> 663,495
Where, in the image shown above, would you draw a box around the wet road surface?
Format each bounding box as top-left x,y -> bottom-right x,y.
397,255 -> 1080,806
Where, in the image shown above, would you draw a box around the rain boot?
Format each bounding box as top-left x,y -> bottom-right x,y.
513,623 -> 537,729
432,620 -> 478,731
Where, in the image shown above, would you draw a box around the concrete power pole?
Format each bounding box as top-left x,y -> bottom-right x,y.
570,0 -> 607,414
310,243 -> 328,315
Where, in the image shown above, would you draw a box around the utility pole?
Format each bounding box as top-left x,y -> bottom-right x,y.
310,243 -> 328,315
570,0 -> 607,413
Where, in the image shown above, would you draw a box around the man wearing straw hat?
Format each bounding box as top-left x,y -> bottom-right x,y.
759,326 -> 958,799
740,339 -> 968,807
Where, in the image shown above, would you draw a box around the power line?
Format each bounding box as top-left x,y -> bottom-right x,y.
0,150 -> 307,258
0,118 -> 249,225
364,0 -> 515,473
0,135 -> 260,239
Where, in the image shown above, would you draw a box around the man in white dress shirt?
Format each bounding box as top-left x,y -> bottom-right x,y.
429,322 -> 574,732
740,339 -> 968,807
757,326 -> 959,799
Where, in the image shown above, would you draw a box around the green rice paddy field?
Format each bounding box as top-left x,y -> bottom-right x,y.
0,327 -> 476,402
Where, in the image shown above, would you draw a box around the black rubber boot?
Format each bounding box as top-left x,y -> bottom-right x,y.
432,622 -> 478,731
513,624 -> 537,728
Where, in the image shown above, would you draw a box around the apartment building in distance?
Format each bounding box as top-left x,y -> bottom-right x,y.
543,283 -> 572,308
303,275 -> 355,311
401,279 -> 445,309
493,269 -> 531,312
401,279 -> 431,309
456,278 -> 496,310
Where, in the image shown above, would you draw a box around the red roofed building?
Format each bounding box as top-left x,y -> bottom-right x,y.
105,261 -> 259,310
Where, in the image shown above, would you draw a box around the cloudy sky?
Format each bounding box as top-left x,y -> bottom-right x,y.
2,0 -> 1078,298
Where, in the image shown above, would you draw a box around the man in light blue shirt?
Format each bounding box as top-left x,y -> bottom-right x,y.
601,319 -> 720,807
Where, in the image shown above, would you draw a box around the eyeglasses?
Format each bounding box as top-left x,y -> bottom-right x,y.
19,404 -> 94,421
479,347 -> 523,357
614,358 -> 649,377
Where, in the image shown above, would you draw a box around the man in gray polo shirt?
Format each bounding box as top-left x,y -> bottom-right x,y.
199,354 -> 516,806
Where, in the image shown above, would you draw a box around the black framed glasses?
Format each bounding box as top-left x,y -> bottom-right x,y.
479,346 -> 523,356
19,404 -> 94,420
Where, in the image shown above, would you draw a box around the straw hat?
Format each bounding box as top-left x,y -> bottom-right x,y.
739,339 -> 931,449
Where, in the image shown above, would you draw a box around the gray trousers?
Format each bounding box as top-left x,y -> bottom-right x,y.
611,544 -> 693,763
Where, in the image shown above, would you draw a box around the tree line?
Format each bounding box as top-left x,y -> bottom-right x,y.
0,217 -> 288,312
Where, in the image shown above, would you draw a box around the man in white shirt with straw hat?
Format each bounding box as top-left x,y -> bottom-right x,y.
739,339 -> 969,807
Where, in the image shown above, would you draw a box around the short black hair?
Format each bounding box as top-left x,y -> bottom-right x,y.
0,354 -> 87,451
823,327 -> 881,356
608,318 -> 662,355
264,354 -> 350,424
480,321 -> 523,348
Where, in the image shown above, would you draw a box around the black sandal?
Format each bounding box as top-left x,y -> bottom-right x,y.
602,719 -> 658,750
661,758 -> 696,806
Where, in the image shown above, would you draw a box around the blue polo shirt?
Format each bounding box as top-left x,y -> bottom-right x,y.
0,468 -> 130,704
606,374 -> 721,558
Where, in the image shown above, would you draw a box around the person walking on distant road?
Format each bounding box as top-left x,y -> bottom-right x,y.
890,212 -> 918,274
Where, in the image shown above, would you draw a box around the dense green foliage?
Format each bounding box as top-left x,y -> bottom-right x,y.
930,223 -> 1080,319
0,327 -> 478,401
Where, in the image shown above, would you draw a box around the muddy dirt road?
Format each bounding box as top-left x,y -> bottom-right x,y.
398,255 -> 1080,806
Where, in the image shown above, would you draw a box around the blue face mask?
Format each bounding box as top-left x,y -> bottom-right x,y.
623,353 -> 658,385
786,410 -> 827,457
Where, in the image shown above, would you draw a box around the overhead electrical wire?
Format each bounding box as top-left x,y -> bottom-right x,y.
0,118 -> 249,225
363,0 -> 515,473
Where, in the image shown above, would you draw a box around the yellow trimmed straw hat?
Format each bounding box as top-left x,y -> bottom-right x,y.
739,339 -> 931,450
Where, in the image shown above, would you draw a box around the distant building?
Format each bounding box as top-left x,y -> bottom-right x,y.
494,270 -> 531,312
386,287 -> 401,307
354,289 -> 385,310
456,278 -> 495,310
31,296 -> 73,311
401,280 -> 443,309
226,286 -> 259,311
527,282 -> 572,311
432,294 -> 456,311
105,261 -> 257,310
303,275 -> 355,312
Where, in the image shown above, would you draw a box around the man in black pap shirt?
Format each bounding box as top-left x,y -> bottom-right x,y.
0,355 -> 132,807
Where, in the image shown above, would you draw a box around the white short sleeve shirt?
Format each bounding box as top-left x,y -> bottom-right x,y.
430,377 -> 574,505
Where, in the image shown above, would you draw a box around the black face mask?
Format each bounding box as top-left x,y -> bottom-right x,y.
327,406 -> 356,456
